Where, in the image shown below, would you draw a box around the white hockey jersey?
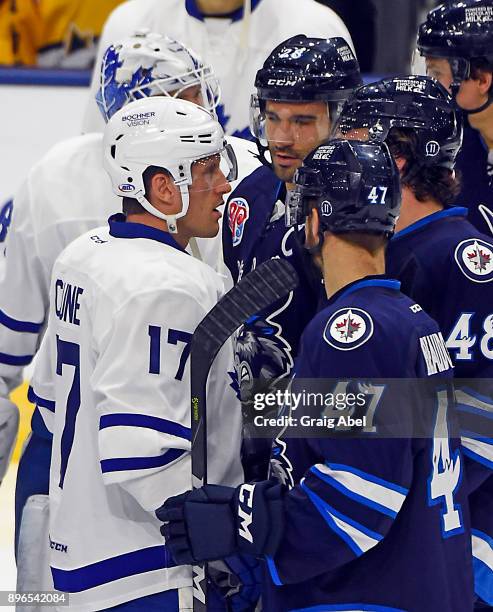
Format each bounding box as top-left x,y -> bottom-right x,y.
31,217 -> 243,610
0,131 -> 258,421
82,0 -> 353,136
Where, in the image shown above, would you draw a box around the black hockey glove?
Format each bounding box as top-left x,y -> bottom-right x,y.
156,481 -> 285,565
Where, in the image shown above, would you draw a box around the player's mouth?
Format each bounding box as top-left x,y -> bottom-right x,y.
273,151 -> 300,167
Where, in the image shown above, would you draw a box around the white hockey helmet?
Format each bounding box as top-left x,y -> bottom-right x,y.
103,97 -> 237,232
97,30 -> 221,122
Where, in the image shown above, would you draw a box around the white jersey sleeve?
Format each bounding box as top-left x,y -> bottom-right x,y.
82,0 -> 354,136
0,180 -> 46,401
0,134 -> 117,402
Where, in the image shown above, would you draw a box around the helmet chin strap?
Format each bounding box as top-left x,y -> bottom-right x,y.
451,82 -> 493,115
135,184 -> 190,234
464,92 -> 493,115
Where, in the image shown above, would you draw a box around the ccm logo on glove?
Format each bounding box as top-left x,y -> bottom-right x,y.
238,484 -> 255,543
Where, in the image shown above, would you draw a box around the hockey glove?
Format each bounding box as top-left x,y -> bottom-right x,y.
209,555 -> 262,611
156,481 -> 285,565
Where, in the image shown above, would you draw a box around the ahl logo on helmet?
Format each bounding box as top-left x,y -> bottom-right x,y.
324,307 -> 374,351
455,238 -> 493,283
119,184 -> 135,192
425,141 -> 440,157
229,198 -> 250,247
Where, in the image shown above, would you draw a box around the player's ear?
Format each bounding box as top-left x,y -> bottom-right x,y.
150,172 -> 181,212
476,68 -> 493,96
305,207 -> 320,250
394,157 -> 406,174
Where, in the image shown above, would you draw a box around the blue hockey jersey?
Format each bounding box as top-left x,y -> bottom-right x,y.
386,207 -> 493,604
455,120 -> 493,237
223,165 -> 321,389
265,277 -> 473,612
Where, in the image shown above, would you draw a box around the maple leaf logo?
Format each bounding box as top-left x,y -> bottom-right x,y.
467,241 -> 491,272
335,309 -> 361,340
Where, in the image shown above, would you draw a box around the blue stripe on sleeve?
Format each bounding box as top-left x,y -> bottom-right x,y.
0,309 -> 43,333
460,387 -> 493,406
28,386 -> 55,413
100,413 -> 191,441
0,352 -> 33,366
309,466 -> 398,519
51,544 -> 175,593
462,448 -> 493,471
100,448 -> 186,473
265,556 -> 283,586
301,481 -> 383,558
473,529 -> 493,550
326,462 -> 409,495
462,431 -> 493,446
473,557 -> 493,606
457,403 -> 493,421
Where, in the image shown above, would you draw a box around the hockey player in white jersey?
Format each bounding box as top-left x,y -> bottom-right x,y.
30,96 -> 245,610
0,31 -> 259,565
82,0 -> 353,137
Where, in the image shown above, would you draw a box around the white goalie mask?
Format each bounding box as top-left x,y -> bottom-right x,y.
103,97 -> 237,232
97,30 -> 222,122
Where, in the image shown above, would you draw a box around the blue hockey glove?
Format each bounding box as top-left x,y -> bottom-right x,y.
209,555 -> 262,611
156,481 -> 285,565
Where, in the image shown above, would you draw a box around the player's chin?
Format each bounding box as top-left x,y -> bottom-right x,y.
273,162 -> 299,183
199,217 -> 221,238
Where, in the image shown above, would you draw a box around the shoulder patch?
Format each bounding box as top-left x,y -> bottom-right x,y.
228,197 -> 250,247
454,238 -> 493,283
323,307 -> 374,351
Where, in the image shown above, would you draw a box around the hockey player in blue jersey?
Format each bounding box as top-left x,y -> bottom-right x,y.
336,74 -> 493,608
416,0 -> 493,236
159,139 -> 474,611
224,35 -> 361,477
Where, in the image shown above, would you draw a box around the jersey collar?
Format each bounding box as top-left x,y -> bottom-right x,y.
108,214 -> 188,254
392,206 -> 469,241
327,275 -> 401,306
186,0 -> 263,22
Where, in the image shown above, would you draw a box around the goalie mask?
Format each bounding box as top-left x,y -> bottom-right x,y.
97,30 -> 221,122
103,97 -> 237,233
286,139 -> 401,237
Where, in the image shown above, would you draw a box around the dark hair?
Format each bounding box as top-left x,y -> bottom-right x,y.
469,57 -> 493,94
386,127 -> 460,206
122,165 -> 171,216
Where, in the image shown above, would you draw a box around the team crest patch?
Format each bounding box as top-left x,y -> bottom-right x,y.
324,307 -> 374,351
228,197 -> 250,247
455,238 -> 493,283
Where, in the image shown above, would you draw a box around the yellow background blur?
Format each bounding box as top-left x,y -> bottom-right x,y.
10,383 -> 34,463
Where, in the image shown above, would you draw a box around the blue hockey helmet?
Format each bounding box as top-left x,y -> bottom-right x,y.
250,35 -> 362,144
334,76 -> 463,171
416,0 -> 493,109
96,30 -> 221,123
286,139 -> 401,237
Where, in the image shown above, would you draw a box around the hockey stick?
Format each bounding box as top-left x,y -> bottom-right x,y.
190,258 -> 299,610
